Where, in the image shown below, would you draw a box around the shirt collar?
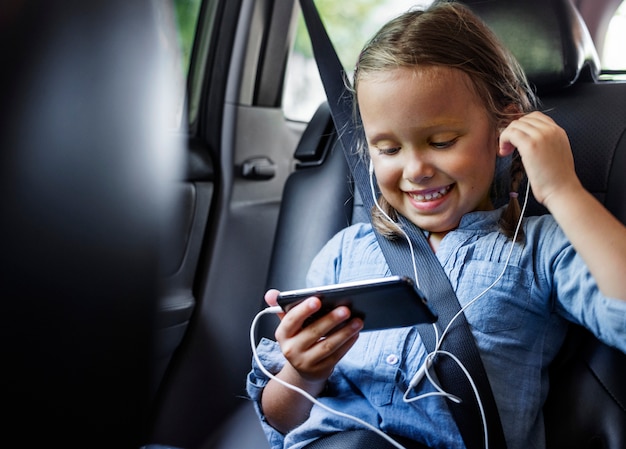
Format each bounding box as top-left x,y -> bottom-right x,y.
457,207 -> 503,232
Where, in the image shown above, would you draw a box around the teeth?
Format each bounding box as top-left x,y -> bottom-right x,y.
411,186 -> 450,202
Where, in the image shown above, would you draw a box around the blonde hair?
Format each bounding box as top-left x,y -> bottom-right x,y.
354,1 -> 537,241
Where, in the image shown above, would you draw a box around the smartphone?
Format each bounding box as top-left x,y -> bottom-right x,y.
276,275 -> 437,331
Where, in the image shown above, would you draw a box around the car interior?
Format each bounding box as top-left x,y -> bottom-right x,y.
2,0 -> 625,448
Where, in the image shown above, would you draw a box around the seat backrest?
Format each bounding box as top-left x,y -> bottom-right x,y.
1,2 -> 184,447
266,102 -> 354,292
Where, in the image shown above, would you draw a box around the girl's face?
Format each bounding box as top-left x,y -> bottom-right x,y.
358,66 -> 500,238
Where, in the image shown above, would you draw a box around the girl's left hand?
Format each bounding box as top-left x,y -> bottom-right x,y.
499,111 -> 582,209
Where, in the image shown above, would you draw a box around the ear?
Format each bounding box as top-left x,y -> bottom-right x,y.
497,103 -> 524,130
496,104 -> 524,158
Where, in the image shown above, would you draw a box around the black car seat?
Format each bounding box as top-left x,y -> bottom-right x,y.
214,0 -> 626,448
1,2 -> 185,447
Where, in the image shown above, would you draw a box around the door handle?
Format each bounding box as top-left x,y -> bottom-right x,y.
240,156 -> 276,180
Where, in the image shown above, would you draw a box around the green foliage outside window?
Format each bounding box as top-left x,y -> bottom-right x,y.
293,0 -> 384,71
173,0 -> 202,75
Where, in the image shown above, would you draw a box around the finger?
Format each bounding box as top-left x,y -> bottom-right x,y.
498,136 -> 516,157
277,304 -> 357,357
325,330 -> 361,364
302,305 -> 355,342
506,112 -> 557,140
284,317 -> 363,377
307,317 -> 363,362
499,113 -> 551,156
303,331 -> 362,376
276,296 -> 323,340
265,289 -> 280,307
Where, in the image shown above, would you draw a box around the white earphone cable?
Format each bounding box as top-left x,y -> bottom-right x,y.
369,160 -> 421,287
369,158 -> 531,449
250,307 -> 408,449
249,164 -> 529,449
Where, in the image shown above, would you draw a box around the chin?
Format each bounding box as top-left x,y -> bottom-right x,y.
408,213 -> 460,234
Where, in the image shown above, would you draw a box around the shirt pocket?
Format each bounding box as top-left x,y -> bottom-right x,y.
340,327 -> 412,407
457,261 -> 533,334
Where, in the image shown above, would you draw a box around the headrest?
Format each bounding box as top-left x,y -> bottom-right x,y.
463,0 -> 601,94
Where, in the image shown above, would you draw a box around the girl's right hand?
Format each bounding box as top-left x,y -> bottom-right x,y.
264,289 -> 363,388
498,111 -> 580,209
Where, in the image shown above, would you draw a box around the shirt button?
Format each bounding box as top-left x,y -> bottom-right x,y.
385,354 -> 399,365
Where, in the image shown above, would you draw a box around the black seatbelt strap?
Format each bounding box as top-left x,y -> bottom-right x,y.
298,1 -> 507,448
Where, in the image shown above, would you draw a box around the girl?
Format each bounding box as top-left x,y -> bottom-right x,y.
247,2 -> 626,448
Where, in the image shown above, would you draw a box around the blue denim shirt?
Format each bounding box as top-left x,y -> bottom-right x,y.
247,209 -> 626,449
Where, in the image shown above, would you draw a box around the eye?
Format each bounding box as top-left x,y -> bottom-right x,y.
430,137 -> 458,149
375,146 -> 401,155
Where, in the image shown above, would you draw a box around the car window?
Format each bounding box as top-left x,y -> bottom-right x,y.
174,0 -> 203,76
283,0 -> 433,122
171,0 -> 203,127
602,1 -> 626,71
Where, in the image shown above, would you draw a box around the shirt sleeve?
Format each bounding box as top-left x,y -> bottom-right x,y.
246,338 -> 288,449
541,216 -> 626,353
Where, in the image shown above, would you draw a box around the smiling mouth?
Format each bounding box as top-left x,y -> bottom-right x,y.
408,185 -> 452,202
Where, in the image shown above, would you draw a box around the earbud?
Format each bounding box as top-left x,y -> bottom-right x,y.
369,159 -> 374,175
408,355 -> 432,389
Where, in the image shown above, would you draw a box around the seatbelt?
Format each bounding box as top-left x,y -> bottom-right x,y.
297,1 -> 507,448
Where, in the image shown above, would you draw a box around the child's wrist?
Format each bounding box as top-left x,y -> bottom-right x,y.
279,363 -> 328,396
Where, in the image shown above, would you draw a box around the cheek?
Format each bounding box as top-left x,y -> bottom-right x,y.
460,155 -> 497,197
457,142 -> 498,182
371,159 -> 402,191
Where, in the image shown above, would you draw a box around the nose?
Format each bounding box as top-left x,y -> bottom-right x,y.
403,150 -> 434,184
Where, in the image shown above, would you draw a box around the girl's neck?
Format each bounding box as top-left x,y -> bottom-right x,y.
428,232 -> 447,252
